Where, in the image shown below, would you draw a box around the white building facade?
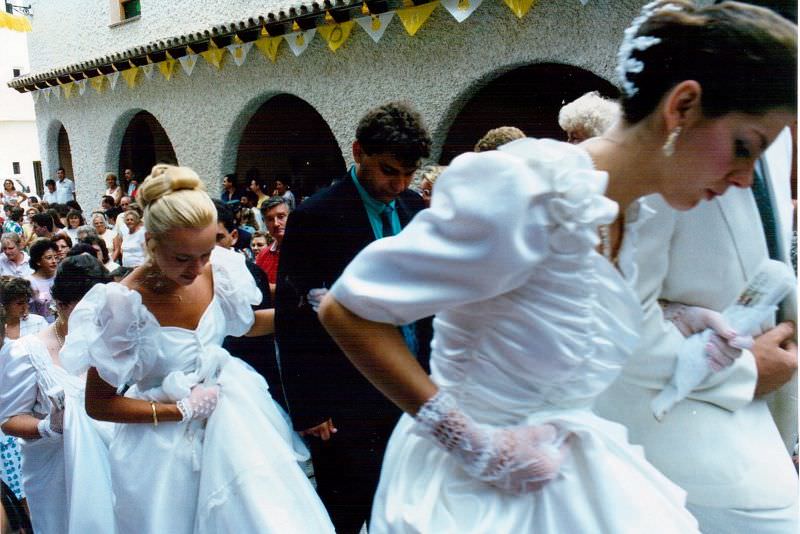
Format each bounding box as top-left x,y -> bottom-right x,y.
10,0 -> 661,206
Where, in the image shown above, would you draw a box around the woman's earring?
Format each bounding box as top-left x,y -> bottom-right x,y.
662,126 -> 682,157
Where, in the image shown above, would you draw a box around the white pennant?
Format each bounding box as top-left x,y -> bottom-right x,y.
283,29 -> 316,56
51,85 -> 61,100
31,90 -> 39,103
178,54 -> 198,76
42,87 -> 51,102
355,13 -> 394,43
140,63 -> 155,80
76,78 -> 87,95
107,71 -> 120,90
226,42 -> 253,67
440,0 -> 483,22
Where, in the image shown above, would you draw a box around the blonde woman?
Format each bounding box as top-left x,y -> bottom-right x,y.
558,91 -> 621,144
104,173 -> 123,205
61,165 -> 333,534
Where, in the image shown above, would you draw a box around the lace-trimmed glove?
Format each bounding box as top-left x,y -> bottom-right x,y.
37,410 -> 64,440
176,385 -> 220,422
307,288 -> 329,313
413,391 -> 569,494
661,301 -> 754,372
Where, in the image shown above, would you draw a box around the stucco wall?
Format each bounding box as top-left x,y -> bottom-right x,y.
29,0 -> 648,208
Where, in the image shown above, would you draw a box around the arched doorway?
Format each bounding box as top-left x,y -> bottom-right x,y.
57,125 -> 74,180
440,64 -> 618,164
235,94 -> 345,201
118,111 -> 177,182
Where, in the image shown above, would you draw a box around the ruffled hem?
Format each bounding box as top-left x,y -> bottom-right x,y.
210,247 -> 262,337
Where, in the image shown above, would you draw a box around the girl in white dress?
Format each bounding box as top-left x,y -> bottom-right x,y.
61,164 -> 334,534
0,255 -> 115,533
318,2 -> 797,532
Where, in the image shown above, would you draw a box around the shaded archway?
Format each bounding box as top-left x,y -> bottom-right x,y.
118,111 -> 177,181
57,125 -> 74,180
440,63 -> 618,164
235,94 -> 346,201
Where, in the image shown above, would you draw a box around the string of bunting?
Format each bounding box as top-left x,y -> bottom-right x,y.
29,0 -> 590,101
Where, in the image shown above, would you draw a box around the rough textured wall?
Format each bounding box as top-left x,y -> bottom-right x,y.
30,1 -> 647,207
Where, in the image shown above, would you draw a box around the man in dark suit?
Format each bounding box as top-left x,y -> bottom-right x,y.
275,101 -> 432,533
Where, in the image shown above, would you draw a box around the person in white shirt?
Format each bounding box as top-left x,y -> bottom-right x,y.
41,179 -> 58,205
0,233 -> 33,278
54,168 -> 76,204
0,276 -> 47,342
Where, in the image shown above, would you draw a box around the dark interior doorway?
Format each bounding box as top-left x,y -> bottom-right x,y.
57,125 -> 74,180
118,111 -> 178,183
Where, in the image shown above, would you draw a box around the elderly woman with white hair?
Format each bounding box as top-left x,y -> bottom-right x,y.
558,91 -> 621,144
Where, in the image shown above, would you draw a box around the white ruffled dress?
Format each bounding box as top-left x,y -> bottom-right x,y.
330,139 -> 701,533
60,246 -> 334,534
0,336 -> 116,534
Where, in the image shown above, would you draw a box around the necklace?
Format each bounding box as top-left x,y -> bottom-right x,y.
53,319 -> 66,347
599,224 -> 613,261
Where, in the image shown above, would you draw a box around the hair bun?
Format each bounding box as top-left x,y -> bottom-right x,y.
138,164 -> 205,208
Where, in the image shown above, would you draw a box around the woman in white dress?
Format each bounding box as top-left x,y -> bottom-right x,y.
317,2 -> 796,532
0,254 -> 115,533
26,239 -> 59,323
60,164 -> 334,534
0,277 -> 47,342
119,209 -> 146,268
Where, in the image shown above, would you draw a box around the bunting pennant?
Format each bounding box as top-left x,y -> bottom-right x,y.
226,42 -> 253,66
354,13 -> 394,43
121,67 -> 139,88
42,87 -> 51,102
440,0 -> 483,22
0,11 -> 31,32
396,1 -> 438,36
503,0 -> 536,18
317,21 -> 355,52
61,82 -> 75,99
200,45 -> 226,69
179,53 -> 198,76
107,71 -> 120,90
254,35 -> 283,62
51,85 -> 61,100
90,76 -> 106,94
284,29 -> 316,56
30,90 -> 39,103
140,63 -> 155,80
158,58 -> 179,80
76,78 -> 87,95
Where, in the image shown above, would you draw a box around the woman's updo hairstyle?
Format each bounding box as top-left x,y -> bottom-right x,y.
619,1 -> 797,124
137,164 -> 216,241
51,254 -> 110,306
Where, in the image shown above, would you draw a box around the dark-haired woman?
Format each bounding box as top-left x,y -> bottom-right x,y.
0,255 -> 114,533
0,276 -> 47,342
26,239 -> 59,323
63,210 -> 85,243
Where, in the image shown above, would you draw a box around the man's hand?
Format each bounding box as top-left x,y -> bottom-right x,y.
299,418 -> 338,440
753,321 -> 798,397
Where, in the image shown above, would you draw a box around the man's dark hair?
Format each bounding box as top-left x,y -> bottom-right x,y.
241,190 -> 258,205
9,207 -> 22,222
45,179 -> 55,187
57,167 -> 65,173
105,206 -> 123,222
29,239 -> 58,270
213,198 -> 237,233
67,243 -> 97,258
51,254 -> 110,305
31,213 -> 54,232
28,196 -> 38,204
355,101 -> 431,167
80,235 -> 111,264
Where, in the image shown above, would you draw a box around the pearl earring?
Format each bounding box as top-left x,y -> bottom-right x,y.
662,126 -> 682,157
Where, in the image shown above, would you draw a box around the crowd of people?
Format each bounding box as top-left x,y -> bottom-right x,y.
0,1 -> 798,533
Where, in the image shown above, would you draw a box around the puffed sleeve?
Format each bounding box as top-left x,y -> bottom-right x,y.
211,246 -> 262,337
0,342 -> 41,424
331,148 -> 556,325
61,283 -> 162,391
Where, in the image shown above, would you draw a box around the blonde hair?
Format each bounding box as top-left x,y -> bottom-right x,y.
558,92 -> 620,138
137,164 -> 216,241
474,126 -> 526,152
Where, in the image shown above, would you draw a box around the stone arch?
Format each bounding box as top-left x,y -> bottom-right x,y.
42,120 -> 74,185
436,63 -> 618,164
116,110 -> 178,184
226,92 -> 346,201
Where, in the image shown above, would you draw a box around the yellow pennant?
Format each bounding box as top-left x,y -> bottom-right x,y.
200,45 -> 226,69
396,1 -> 438,36
121,67 -> 139,88
317,21 -> 355,52
255,35 -> 283,62
61,82 -> 75,99
503,0 -> 536,19
89,76 -> 107,94
158,58 -> 178,81
0,11 -> 31,32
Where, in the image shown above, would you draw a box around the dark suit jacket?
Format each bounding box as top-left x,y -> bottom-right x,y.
275,174 -> 431,431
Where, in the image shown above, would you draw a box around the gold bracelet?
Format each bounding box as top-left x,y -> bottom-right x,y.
150,401 -> 158,427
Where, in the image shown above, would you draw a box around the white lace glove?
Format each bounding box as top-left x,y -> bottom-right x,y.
661,301 -> 754,371
413,391 -> 568,494
176,384 -> 220,422
307,288 -> 329,313
37,410 -> 64,440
